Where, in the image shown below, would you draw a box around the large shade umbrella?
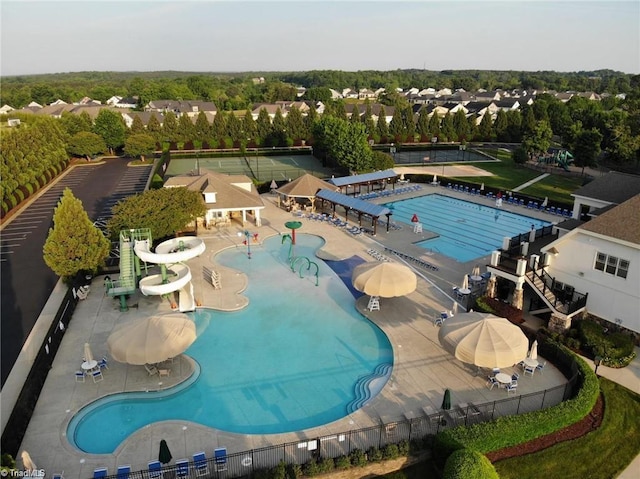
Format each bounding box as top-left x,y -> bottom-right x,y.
461,274 -> 469,290
107,313 -> 196,365
438,312 -> 529,368
352,262 -> 417,298
529,340 -> 538,360
83,342 -> 94,363
21,451 -> 37,471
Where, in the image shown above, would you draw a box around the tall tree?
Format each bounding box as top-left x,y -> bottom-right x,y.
256,108 -> 272,142
243,110 -> 257,141
440,112 -> 456,142
226,113 -> 243,143
146,114 -> 163,143
272,107 -> 286,136
178,114 -> 195,142
376,106 -> 389,141
403,106 -> 416,142
130,115 -> 146,135
363,102 -> 376,138
522,120 -> 553,157
161,111 -> 179,143
573,128 -> 603,168
93,109 -> 126,154
428,112 -> 441,140
285,106 -> 305,141
67,132 -> 107,160
416,107 -> 430,141
124,133 -> 156,161
349,104 -> 361,125
452,109 -> 469,141
303,103 -> 318,140
194,111 -> 211,142
107,187 -> 206,241
312,116 -> 372,172
478,112 -> 493,141
60,111 -> 92,136
493,109 -> 509,141
43,188 -> 111,281
211,110 -> 227,139
388,106 -> 405,141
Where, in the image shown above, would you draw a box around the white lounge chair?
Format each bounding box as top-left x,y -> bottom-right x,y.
144,364 -> 159,376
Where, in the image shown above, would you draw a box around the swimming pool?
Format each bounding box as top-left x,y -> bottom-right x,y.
68,234 -> 393,454
386,194 -> 551,262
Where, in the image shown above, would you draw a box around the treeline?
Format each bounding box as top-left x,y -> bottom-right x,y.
2,69 -> 638,110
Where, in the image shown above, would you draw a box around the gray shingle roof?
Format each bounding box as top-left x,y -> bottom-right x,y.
316,189 -> 392,218
579,194 -> 640,245
328,169 -> 397,187
572,172 -> 640,204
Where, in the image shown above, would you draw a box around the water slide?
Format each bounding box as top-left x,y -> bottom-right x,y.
134,237 -> 206,312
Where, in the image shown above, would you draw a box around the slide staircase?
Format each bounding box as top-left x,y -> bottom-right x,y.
105,230 -> 140,311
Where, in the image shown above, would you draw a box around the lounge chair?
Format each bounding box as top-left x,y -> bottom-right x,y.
486,376 -> 498,390
52,473 -> 64,479
536,361 -> 547,374
193,452 -> 209,477
144,364 -> 159,376
116,465 -> 130,479
506,383 -> 518,395
148,461 -> 163,479
75,371 -> 85,383
93,468 -> 107,479
98,357 -> 109,369
523,365 -> 535,377
214,447 -> 228,472
92,370 -> 104,383
175,459 -> 189,479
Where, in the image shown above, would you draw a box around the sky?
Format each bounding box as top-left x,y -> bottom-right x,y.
1,0 -> 638,76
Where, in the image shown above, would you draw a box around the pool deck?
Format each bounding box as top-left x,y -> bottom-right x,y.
18,186 -> 582,476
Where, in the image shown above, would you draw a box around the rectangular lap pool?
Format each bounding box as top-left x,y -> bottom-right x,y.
385,194 -> 552,262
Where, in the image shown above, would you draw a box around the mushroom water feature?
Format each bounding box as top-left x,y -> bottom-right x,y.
283,221 -> 302,259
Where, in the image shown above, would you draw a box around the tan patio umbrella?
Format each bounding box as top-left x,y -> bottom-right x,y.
438,312 -> 529,368
529,340 -> 538,360
21,451 -> 37,471
83,342 -> 94,363
107,313 -> 196,365
352,262 -> 417,298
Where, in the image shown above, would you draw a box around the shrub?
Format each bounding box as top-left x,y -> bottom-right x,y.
150,174 -> 164,189
271,461 -> 286,479
433,339 -> 599,468
25,183 -> 34,196
382,443 -> 400,460
578,319 -> 635,366
367,446 -> 383,462
15,189 -> 24,203
398,439 -> 411,456
285,463 -> 301,479
7,193 -> 18,209
39,175 -> 47,186
334,455 -> 351,470
1,201 -> 8,218
318,457 -> 334,473
474,296 -> 496,314
443,449 -> 499,479
349,448 -> 367,467
302,458 -> 320,477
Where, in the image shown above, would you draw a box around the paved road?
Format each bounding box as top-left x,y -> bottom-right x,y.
0,159 -> 151,386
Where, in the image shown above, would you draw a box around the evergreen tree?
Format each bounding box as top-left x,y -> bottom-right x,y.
440,112 -> 456,142
243,110 -> 257,141
521,106 -> 537,136
522,120 -> 553,157
256,108 -> 272,142
493,109 -> 509,141
161,111 -> 179,143
376,106 -> 389,141
194,111 -> 211,142
93,109 -> 126,154
428,113 -> 441,140
303,103 -> 318,140
389,106 -> 405,141
312,116 -> 372,172
43,188 -> 111,281
416,107 -> 430,141
146,114 -> 163,143
130,115 -> 146,135
478,112 -> 493,141
60,111 -> 92,136
285,106 -> 305,141
349,104 -> 361,125
467,115 -> 479,141
226,113 -> 243,143
211,110 -> 227,139
452,109 -> 469,141
403,106 -> 416,142
178,113 -> 195,142
363,102 -> 376,138
272,107 -> 286,136
506,110 -> 523,142
333,100 -> 348,121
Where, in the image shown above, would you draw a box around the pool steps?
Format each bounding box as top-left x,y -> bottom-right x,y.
346,363 -> 393,414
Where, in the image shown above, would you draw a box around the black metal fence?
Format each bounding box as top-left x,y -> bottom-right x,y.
1,285 -> 80,456
94,376 -> 576,479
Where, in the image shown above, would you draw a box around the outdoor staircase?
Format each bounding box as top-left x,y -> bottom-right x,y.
203,266 -> 222,289
346,363 -> 393,414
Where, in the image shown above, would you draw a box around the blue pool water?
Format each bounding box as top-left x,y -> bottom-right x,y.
386,194 -> 551,262
68,235 -> 393,454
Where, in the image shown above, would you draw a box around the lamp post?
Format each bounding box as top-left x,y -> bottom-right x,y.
594,355 -> 602,375
237,230 -> 255,259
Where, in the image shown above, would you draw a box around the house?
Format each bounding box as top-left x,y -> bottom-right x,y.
146,100 -> 217,118
358,88 -> 377,100
577,92 -> 601,101
570,171 -> 640,220
342,88 -> 359,99
448,91 -> 473,105
555,92 -> 574,103
474,91 -> 501,102
329,89 -> 343,99
0,104 -> 15,114
122,111 -> 164,129
115,97 -> 138,109
441,102 -> 468,115
106,96 -> 123,106
539,194 -> 640,335
251,104 -> 285,120
494,99 -> 520,112
163,170 -> 265,228
435,88 -> 452,97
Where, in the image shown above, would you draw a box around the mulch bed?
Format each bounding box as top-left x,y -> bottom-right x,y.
487,392 -> 604,462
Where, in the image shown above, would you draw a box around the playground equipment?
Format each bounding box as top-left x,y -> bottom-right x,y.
106,228 -> 206,312
537,149 -> 574,172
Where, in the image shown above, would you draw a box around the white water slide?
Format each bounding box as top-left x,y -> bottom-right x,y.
134,237 -> 206,312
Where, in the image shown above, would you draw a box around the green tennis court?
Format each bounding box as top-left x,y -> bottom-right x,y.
393,148 -> 490,165
165,155 -> 336,182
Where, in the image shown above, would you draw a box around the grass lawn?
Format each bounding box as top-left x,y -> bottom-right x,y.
494,378 -> 640,479
379,459 -> 439,479
449,149 -> 582,205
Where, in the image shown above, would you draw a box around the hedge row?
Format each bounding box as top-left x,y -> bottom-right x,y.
1,161 -> 68,219
433,340 -> 599,468
443,448 -> 499,479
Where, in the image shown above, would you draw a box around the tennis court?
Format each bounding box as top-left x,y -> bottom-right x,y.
392,148 -> 492,165
165,155 -> 336,182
